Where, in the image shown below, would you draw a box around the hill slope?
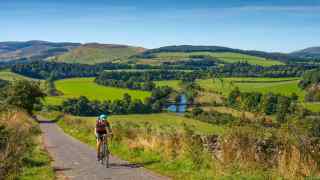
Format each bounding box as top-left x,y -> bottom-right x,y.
291,47 -> 320,59
53,43 -> 146,64
0,40 -> 80,61
134,45 -> 285,66
139,45 -> 293,62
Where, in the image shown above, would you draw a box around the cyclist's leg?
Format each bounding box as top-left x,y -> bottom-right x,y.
96,134 -> 102,159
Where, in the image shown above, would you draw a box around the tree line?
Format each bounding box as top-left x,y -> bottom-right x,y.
11,61 -> 134,79
55,86 -> 173,116
9,60 -> 320,81
95,70 -> 205,91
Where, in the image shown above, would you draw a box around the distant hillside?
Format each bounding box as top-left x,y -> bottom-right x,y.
291,47 -> 320,59
138,45 -> 304,63
53,43 -> 146,64
0,40 -> 80,61
135,51 -> 284,67
134,45 -> 288,66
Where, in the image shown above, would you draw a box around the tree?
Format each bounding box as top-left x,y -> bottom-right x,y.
46,73 -> 58,96
228,88 -> 240,107
276,96 -> 291,123
2,80 -> 46,114
260,93 -> 278,115
191,107 -> 204,117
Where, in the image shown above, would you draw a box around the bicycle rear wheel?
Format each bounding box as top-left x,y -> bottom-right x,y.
106,139 -> 110,168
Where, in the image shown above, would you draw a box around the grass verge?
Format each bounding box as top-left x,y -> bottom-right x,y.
18,137 -> 55,180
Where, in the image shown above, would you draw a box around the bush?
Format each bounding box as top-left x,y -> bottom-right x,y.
0,111 -> 40,179
0,80 -> 45,114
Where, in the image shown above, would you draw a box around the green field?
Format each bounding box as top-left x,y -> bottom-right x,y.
45,78 -> 151,105
139,52 -> 284,67
154,80 -> 181,89
303,103 -> 320,112
54,44 -> 143,64
197,77 -> 304,98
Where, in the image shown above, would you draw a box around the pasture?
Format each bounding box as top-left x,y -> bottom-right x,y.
45,78 -> 151,105
54,45 -> 143,64
154,80 -> 181,89
303,103 -> 320,112
197,77 -> 304,99
141,52 -> 284,67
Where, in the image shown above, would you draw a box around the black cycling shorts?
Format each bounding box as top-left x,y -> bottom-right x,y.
96,131 -> 107,141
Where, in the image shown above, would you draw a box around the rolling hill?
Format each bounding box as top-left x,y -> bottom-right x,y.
291,47 -> 320,59
135,51 -> 284,66
52,43 -> 146,64
0,40 -> 80,61
137,45 -> 300,63
1,41 -> 317,65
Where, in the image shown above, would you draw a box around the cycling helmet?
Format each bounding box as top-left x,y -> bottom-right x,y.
99,114 -> 107,121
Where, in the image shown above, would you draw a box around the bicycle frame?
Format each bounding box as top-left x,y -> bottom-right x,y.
99,134 -> 110,168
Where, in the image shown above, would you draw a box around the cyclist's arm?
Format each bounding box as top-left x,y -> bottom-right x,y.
106,121 -> 112,133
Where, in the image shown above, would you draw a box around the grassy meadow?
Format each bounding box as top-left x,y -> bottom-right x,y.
54,45 -> 143,64
45,77 -> 151,105
139,52 -> 284,67
303,103 -> 320,112
198,77 -> 303,97
154,80 -> 181,90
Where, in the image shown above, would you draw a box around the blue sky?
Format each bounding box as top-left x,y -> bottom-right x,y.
1,0 -> 320,52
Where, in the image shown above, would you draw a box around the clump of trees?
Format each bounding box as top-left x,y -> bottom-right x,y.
162,58 -> 218,70
187,107 -> 237,125
11,61 -> 132,79
59,86 -> 173,116
0,79 -> 8,89
96,70 -> 205,82
95,70 -> 206,91
299,69 -> 320,102
96,79 -> 156,91
227,88 -> 298,122
0,80 -> 45,114
299,69 -> 320,89
44,74 -> 60,96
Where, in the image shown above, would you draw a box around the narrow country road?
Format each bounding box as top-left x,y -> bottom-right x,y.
39,120 -> 169,180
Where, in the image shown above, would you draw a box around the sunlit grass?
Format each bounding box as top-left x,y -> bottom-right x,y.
45,77 -> 151,105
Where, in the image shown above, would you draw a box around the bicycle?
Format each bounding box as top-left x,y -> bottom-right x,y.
99,133 -> 111,168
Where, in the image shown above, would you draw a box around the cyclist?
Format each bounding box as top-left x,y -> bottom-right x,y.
95,114 -> 112,161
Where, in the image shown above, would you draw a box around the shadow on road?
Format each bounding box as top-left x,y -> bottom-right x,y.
54,167 -> 73,172
109,160 -> 160,169
36,115 -> 64,124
